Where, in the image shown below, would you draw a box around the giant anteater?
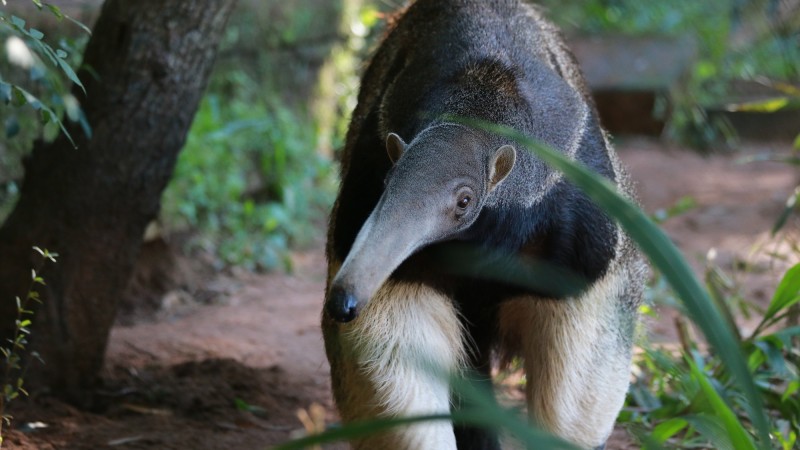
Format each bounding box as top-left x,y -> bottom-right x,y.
322,1 -> 646,448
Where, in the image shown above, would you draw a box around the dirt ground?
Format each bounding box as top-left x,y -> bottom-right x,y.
3,138 -> 798,449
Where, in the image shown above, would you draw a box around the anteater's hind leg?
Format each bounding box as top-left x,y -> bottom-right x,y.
323,280 -> 465,450
497,272 -> 637,450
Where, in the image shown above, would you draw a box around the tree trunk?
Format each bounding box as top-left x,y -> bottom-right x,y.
0,0 -> 236,402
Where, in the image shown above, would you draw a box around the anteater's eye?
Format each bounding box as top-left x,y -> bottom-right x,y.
457,194 -> 471,209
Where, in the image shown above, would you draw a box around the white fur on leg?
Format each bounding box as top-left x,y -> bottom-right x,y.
338,281 -> 466,450
498,271 -> 634,449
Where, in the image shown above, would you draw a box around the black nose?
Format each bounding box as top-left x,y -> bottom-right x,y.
326,285 -> 360,323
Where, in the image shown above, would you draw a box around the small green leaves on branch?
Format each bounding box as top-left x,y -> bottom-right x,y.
0,247 -> 58,448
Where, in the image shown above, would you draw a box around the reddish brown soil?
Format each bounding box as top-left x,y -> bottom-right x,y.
2,139 -> 797,449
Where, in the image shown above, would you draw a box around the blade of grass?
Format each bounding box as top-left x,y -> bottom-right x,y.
683,414 -> 736,450
274,408 -> 581,450
651,417 -> 688,443
453,117 -> 771,448
764,263 -> 800,324
687,361 -> 757,450
275,368 -> 583,450
772,187 -> 799,235
449,375 -> 583,450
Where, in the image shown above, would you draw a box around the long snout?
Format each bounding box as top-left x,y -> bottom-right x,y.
326,205 -> 432,323
326,283 -> 361,322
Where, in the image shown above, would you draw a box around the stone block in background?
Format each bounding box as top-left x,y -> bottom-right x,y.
569,34 -> 697,137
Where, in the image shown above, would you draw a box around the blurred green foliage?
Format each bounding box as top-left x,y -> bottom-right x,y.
161,91 -> 336,271
541,0 -> 799,81
0,5 -> 89,219
541,0 -> 800,147
2,1 -> 796,268
161,0 -> 379,270
626,263 -> 800,449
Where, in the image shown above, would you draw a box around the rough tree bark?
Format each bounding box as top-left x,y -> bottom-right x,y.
0,0 -> 236,402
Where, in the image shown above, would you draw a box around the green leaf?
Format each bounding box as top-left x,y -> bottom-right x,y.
768,80 -> 800,97
10,86 -> 27,107
29,28 -> 44,40
767,326 -> 800,347
763,263 -> 800,324
753,339 -> 789,376
31,39 -> 59,66
64,14 -> 92,35
10,15 -> 26,29
30,351 -> 44,364
455,118 -> 771,448
45,4 -> 64,20
684,414 -> 736,450
688,360 -> 757,450
783,380 -> 799,403
726,97 -> 796,113
652,195 -> 696,223
772,187 -> 799,235
359,6 -> 380,28
5,85 -> 77,148
31,0 -> 43,8
652,417 -> 688,443
747,346 -> 766,371
40,107 -> 53,124
56,56 -> 85,94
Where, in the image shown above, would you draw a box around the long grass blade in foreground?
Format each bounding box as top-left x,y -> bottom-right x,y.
688,359 -> 757,450
274,413 -> 580,450
273,394 -> 582,450
454,118 -> 771,448
274,361 -> 583,449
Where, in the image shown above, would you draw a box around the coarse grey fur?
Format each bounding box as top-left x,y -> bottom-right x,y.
322,1 -> 647,449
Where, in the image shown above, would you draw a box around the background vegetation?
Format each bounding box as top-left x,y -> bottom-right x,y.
539,0 -> 800,147
0,3 -> 89,219
2,0 -> 796,270
158,0 -> 383,270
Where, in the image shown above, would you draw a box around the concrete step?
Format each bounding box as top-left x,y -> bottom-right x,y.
569,34 -> 697,136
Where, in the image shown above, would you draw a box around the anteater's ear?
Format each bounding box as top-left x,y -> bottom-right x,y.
489,144 -> 516,190
386,132 -> 407,164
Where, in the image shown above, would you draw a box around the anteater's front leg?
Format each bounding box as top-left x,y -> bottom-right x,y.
498,270 -> 638,450
323,280 -> 466,449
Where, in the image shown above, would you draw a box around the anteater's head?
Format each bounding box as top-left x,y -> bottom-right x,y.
326,124 -> 516,322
